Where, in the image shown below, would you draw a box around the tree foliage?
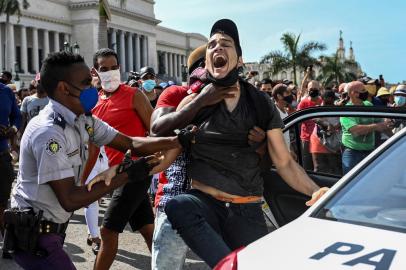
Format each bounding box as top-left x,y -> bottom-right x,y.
316,53 -> 359,86
0,0 -> 30,23
261,32 -> 326,84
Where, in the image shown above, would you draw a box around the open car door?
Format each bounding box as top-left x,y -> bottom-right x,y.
262,106 -> 406,226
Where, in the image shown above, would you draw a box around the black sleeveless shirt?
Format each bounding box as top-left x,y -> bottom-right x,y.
187,83 -> 284,196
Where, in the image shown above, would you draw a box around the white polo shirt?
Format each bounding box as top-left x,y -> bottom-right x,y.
12,99 -> 118,223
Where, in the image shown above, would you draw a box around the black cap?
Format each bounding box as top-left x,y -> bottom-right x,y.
140,66 -> 155,79
210,19 -> 242,56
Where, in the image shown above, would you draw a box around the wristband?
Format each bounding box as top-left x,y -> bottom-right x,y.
116,151 -> 132,175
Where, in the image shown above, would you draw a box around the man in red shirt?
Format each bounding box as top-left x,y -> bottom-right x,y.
84,48 -> 155,270
297,80 -> 322,171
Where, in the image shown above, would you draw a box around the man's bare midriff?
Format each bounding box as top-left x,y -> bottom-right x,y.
191,179 -> 261,202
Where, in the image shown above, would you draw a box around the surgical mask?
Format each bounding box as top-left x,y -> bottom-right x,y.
358,91 -> 369,101
309,89 -> 320,98
98,69 -> 121,92
395,96 -> 406,106
283,95 -> 294,104
142,80 -> 156,92
207,67 -> 239,87
66,81 -> 99,114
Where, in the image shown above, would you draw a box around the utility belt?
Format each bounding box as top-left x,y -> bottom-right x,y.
2,208 -> 69,256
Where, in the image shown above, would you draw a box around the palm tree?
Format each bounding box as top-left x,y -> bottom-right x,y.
260,32 -> 326,85
0,0 -> 30,70
316,53 -> 359,86
98,0 -> 111,49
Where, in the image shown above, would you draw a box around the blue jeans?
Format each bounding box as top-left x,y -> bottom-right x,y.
165,189 -> 268,268
151,210 -> 188,270
342,148 -> 371,174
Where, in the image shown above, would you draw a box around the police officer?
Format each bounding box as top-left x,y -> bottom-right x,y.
8,51 -> 181,270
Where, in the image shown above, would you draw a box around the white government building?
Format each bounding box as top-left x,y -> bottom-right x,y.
0,0 -> 207,86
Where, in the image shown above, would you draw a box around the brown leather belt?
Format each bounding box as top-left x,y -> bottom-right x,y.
213,195 -> 262,204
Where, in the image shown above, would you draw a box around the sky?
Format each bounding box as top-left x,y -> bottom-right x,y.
155,0 -> 405,84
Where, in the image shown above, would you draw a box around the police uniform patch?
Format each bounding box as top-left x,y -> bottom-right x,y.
85,123 -> 94,137
46,139 -> 61,155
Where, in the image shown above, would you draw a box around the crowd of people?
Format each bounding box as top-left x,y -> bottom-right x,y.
250,68 -> 406,176
0,18 -> 405,270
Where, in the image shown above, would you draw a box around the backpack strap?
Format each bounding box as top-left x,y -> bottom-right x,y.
240,79 -> 271,132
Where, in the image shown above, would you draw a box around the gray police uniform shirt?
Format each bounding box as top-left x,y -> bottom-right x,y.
11,99 -> 118,224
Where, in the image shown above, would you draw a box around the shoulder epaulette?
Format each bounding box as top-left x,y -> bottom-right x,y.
49,112 -> 66,129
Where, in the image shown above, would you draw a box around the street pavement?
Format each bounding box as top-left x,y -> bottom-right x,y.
0,197 -> 210,270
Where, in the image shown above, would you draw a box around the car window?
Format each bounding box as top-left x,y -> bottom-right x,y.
313,132 -> 406,233
286,116 -> 406,177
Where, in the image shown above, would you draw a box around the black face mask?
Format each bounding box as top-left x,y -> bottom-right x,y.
358,91 -> 369,101
309,89 -> 320,98
207,67 -> 239,87
283,95 -> 294,104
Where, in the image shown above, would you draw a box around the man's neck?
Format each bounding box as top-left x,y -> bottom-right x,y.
224,81 -> 240,112
36,92 -> 47,98
52,98 -> 81,117
276,101 -> 286,111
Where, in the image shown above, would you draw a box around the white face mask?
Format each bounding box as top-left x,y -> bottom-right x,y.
98,69 -> 121,92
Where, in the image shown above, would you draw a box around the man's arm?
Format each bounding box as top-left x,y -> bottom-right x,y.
107,132 -> 180,156
80,142 -> 100,185
9,90 -> 22,130
349,121 -> 388,136
20,112 -> 28,134
49,172 -> 128,212
50,153 -> 162,211
267,129 -> 327,205
133,89 -> 153,131
298,71 -> 310,101
150,84 -> 237,136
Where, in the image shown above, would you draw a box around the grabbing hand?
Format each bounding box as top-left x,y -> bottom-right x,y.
175,125 -> 198,149
248,126 -> 266,145
0,125 -> 17,138
374,121 -> 391,132
127,155 -> 161,182
197,83 -> 238,107
86,165 -> 119,191
305,187 -> 329,206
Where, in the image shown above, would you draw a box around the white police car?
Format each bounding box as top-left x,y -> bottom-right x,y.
215,106 -> 406,270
